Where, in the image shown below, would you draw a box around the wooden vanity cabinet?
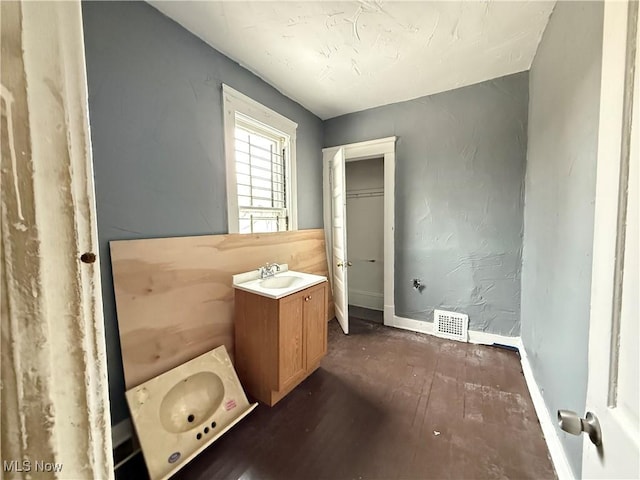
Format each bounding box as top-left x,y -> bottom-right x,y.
234,281 -> 328,406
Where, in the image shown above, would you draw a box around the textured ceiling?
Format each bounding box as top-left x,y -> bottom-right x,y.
149,1 -> 555,119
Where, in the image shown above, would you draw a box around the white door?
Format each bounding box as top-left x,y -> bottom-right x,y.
581,1 -> 639,477
330,147 -> 349,334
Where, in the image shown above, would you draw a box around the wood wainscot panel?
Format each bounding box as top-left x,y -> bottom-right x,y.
111,228 -> 332,389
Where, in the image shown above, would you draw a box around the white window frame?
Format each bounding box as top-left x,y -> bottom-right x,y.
222,84 -> 298,234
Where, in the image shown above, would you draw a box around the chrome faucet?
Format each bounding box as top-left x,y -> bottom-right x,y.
259,262 -> 281,279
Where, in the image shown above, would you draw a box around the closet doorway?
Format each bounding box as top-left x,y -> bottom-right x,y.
322,137 -> 396,334
345,157 -> 384,323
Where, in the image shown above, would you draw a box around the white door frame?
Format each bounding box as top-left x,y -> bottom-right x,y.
323,136 -> 397,328
1,1 -> 113,477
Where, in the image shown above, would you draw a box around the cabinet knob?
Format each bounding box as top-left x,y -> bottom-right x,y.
305,296 -> 311,302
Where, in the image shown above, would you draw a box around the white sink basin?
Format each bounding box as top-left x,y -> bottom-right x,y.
260,275 -> 303,289
125,346 -> 257,480
159,371 -> 225,434
233,266 -> 326,299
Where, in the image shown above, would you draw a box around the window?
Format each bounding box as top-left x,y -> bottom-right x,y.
234,116 -> 287,233
222,84 -> 298,234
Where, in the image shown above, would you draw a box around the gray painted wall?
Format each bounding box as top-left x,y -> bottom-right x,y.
325,72 -> 528,336
82,1 -> 324,425
521,2 -> 603,477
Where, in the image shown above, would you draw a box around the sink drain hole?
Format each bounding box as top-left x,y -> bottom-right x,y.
211,421 -> 217,429
187,414 -> 195,423
196,433 -> 202,440
204,427 -> 209,434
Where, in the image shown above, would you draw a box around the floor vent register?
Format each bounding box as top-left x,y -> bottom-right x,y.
433,309 -> 469,342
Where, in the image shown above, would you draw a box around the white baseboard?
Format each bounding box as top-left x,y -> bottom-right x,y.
383,305 -> 395,326
389,315 -> 573,479
390,315 -> 520,347
112,418 -> 133,449
468,329 -> 520,348
348,289 -> 384,311
517,341 -> 575,480
390,314 -> 434,334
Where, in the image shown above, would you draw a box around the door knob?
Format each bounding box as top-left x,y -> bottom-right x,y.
557,410 -> 602,446
336,261 -> 353,268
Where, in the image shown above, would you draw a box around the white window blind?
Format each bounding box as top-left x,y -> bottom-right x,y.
234,116 -> 288,234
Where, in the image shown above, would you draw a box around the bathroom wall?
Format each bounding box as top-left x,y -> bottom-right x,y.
82,1 -> 324,425
324,72 -> 528,336
346,158 -> 384,310
521,2 -> 603,477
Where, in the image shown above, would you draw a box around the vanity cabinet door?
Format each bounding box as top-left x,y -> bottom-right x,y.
277,291 -> 305,390
235,281 -> 328,406
303,283 -> 327,369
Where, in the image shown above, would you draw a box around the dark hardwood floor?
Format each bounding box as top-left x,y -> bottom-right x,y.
348,305 -> 384,324
121,317 -> 556,480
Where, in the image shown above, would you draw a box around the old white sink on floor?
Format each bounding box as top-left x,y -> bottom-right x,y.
126,345 -> 257,480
